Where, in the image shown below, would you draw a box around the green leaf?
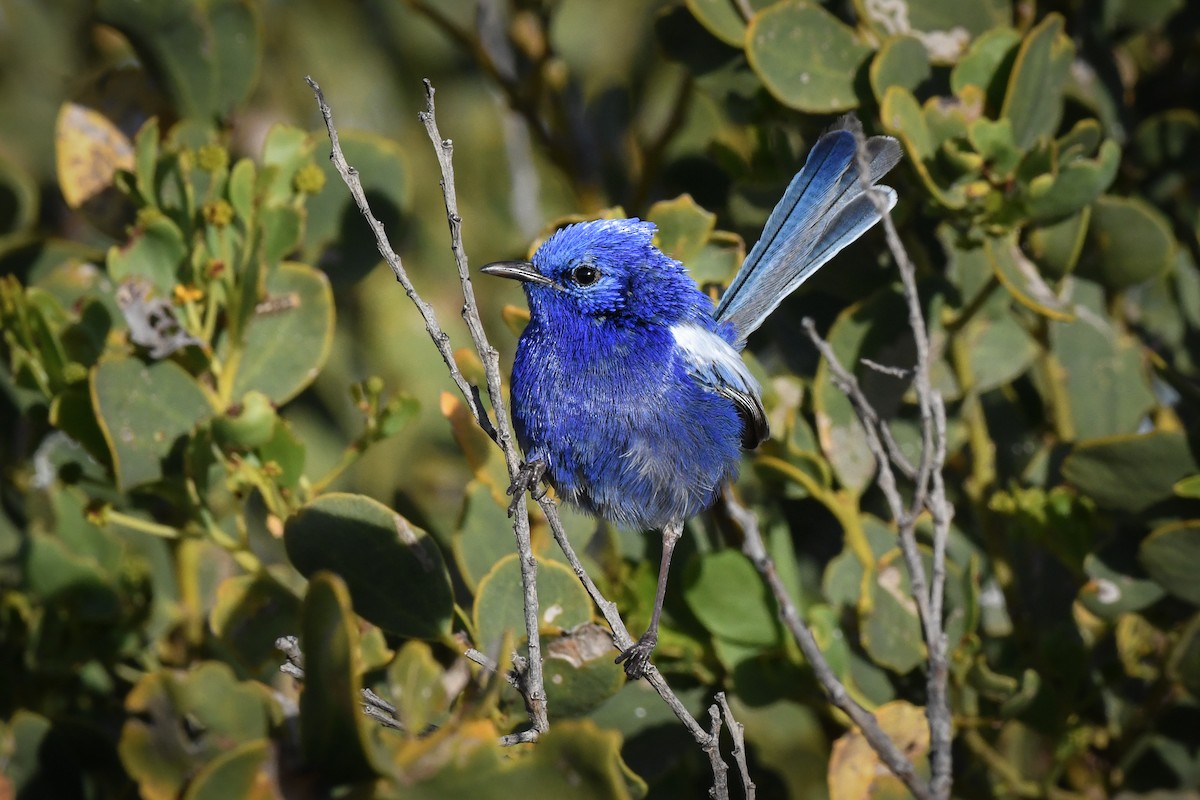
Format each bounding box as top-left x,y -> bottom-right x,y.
1000,14 -> 1073,149
388,641 -> 448,734
683,550 -> 779,647
880,86 -> 966,209
228,158 -> 257,224
543,624 -> 624,718
210,575 -> 300,678
860,548 -> 975,675
1102,0 -> 1185,32
299,573 -> 380,784
260,124 -> 317,203
1028,139 -> 1120,223
726,697 -> 828,799
304,130 -> 410,286
870,36 -> 931,104
647,194 -> 716,267
1026,207 -> 1090,278
1078,194 -> 1176,290
95,0 -> 262,120
252,416 -> 306,488
0,149 -> 40,238
950,26 -> 1022,96
0,712 -> 52,795
961,299 -> 1038,394
689,230 -> 745,287
91,356 -> 213,490
107,215 -> 188,293
402,719 -> 644,799
118,663 -> 276,800
182,740 -> 273,800
857,0 -> 1011,45
260,204 -> 303,267
1063,432 -> 1199,513
132,117 -> 160,206
1079,549 -> 1166,619
1169,613 -> 1200,698
1176,475 -> 1200,499
860,551 -> 925,674
1132,109 -> 1200,177
1139,521 -> 1200,606
229,262 -> 334,404
746,1 -> 872,113
285,493 -> 454,640
1048,280 -> 1156,440
452,480 -> 516,591
473,554 -> 593,652
986,233 -> 1074,321
685,0 -> 746,47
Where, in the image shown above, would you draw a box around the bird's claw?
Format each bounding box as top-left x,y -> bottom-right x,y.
506,460 -> 547,517
614,632 -> 657,680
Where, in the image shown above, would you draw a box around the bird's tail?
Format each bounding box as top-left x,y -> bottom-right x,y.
714,122 -> 903,343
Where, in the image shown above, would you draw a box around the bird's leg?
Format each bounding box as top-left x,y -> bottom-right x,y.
506,459 -> 547,517
616,518 -> 684,679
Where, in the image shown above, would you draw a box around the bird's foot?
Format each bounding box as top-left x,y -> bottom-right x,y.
506,459 -> 547,517
614,631 -> 658,680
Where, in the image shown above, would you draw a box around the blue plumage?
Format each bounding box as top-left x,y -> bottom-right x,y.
483,124 -> 901,678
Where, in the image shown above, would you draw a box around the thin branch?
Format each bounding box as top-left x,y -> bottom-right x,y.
716,693 -> 755,800
536,496 -> 716,745
706,705 -> 730,800
304,77 -> 495,443
847,120 -> 954,799
416,78 -> 550,739
722,493 -> 933,800
804,327 -> 917,483
276,636 -> 406,731
464,647 -> 521,691
307,75 -> 548,739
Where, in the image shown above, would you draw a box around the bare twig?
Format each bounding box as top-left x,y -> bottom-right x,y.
716,693 -> 755,800
276,636 -> 407,731
416,78 -> 550,739
846,119 -> 954,798
536,497 -> 717,745
706,705 -> 730,800
722,493 -> 933,800
805,327 -> 917,483
464,647 -> 523,692
307,75 -> 548,740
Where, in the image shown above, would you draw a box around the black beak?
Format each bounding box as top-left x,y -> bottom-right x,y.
480,260 -> 556,287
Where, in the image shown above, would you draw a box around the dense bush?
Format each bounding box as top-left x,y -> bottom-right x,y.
1,0 -> 1198,797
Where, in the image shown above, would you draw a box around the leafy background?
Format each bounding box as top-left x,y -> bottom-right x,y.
2,0 -> 1200,797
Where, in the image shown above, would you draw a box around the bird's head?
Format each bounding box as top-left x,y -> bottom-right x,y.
482,218 -> 708,327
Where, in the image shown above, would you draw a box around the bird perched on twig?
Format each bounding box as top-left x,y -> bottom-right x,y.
483,120 -> 902,679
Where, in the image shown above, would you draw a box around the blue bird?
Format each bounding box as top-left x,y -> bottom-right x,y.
483,123 -> 902,678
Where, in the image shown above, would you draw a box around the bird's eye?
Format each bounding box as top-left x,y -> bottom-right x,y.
571,265 -> 599,286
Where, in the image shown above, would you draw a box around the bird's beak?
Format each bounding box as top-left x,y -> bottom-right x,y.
481,260 -> 555,287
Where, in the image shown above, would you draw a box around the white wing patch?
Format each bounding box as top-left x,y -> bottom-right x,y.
671,322 -> 768,447
671,323 -> 752,387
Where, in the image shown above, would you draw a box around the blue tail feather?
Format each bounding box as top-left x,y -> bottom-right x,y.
715,127 -> 902,343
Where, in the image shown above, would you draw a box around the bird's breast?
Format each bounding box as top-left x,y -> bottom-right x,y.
510,319 -> 743,530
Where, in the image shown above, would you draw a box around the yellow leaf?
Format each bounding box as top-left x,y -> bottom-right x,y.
55,102 -> 134,208
828,701 -> 931,800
